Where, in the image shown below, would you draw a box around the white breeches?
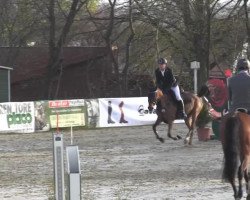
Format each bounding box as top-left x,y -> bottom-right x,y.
171,85 -> 182,101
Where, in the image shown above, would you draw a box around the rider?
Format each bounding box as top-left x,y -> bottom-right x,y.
155,57 -> 187,119
228,58 -> 250,113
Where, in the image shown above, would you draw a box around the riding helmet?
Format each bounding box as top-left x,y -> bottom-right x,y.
157,58 -> 167,65
236,58 -> 250,71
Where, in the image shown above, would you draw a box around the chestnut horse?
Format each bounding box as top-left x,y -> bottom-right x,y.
147,86 -> 209,145
220,111 -> 250,200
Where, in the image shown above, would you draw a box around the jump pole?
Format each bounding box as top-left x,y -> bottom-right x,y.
53,113 -> 65,200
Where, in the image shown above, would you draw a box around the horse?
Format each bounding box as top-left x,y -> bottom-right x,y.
147,85 -> 209,145
220,110 -> 250,200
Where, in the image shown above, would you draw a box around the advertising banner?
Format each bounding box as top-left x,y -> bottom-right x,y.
48,99 -> 86,128
99,97 -> 157,127
85,99 -> 100,128
34,101 -> 50,132
0,102 -> 35,133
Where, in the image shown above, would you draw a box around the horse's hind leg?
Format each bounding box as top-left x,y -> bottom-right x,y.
245,169 -> 250,200
246,170 -> 250,200
229,179 -> 238,200
187,112 -> 200,145
237,165 -> 243,199
153,117 -> 164,143
242,158 -> 250,200
188,130 -> 195,146
184,117 -> 192,145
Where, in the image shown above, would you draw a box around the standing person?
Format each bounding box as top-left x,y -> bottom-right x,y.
107,101 -> 115,124
119,101 -> 128,123
228,58 -> 250,113
155,57 -> 187,119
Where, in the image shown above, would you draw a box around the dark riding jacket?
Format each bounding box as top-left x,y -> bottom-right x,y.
228,71 -> 250,112
155,67 -> 177,93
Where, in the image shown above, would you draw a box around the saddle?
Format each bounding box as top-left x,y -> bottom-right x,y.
162,89 -> 192,105
166,90 -> 178,103
236,108 -> 250,115
158,90 -> 187,119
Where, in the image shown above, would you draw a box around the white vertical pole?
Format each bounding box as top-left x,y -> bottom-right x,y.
53,133 -> 65,200
191,61 -> 200,94
194,68 -> 197,94
53,113 -> 65,200
8,70 -> 11,102
70,126 -> 73,145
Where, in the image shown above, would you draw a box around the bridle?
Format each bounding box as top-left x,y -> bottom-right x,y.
148,90 -> 157,105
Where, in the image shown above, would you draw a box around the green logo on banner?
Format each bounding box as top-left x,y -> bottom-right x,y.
7,113 -> 32,128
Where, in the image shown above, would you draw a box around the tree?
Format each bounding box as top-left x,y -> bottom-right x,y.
1,0 -> 248,98
132,0 -> 247,89
87,0 -> 137,96
45,0 -> 88,99
0,0 -> 41,47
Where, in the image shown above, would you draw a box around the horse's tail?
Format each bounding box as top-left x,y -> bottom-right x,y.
197,85 -> 210,97
222,115 -> 240,182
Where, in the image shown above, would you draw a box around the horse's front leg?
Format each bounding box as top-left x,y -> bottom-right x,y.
167,122 -> 182,140
153,117 -> 164,143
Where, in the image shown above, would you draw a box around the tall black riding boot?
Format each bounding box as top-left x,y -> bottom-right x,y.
177,100 -> 187,119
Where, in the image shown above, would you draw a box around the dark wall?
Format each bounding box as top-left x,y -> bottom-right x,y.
11,56 -> 113,101
0,69 -> 10,102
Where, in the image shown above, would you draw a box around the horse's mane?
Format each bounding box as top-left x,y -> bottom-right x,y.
197,85 -> 210,97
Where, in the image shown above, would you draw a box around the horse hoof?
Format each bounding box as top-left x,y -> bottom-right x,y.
184,137 -> 189,144
159,138 -> 164,143
177,135 -> 182,139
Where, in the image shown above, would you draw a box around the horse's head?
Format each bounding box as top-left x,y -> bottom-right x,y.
147,88 -> 163,113
148,91 -> 156,113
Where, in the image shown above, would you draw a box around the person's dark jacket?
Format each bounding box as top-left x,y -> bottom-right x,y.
228,71 -> 250,112
155,67 -> 177,92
